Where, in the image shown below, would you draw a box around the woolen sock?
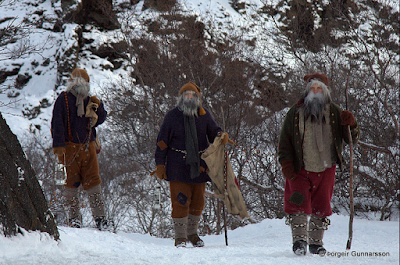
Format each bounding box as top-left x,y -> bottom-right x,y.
173,216 -> 188,239
187,214 -> 201,236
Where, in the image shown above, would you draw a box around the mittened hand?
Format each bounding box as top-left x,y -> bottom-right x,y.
150,165 -> 167,180
90,96 -> 101,106
340,110 -> 356,127
86,102 -> 99,127
86,102 -> 99,113
221,132 -> 235,145
281,160 -> 297,180
53,147 -> 66,163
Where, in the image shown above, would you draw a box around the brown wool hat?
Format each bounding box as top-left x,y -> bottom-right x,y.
71,68 -> 90,82
304,73 -> 329,87
179,81 -> 201,97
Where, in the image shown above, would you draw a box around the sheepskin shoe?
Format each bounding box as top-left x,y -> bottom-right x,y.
68,218 -> 81,228
95,217 -> 109,231
174,238 -> 187,248
293,240 -> 307,256
309,244 -> 326,256
187,234 -> 204,247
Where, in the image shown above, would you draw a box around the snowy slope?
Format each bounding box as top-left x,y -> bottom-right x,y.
0,215 -> 398,265
0,0 -> 268,141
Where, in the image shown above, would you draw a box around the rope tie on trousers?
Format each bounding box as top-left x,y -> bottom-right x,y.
308,216 -> 330,244
309,217 -> 330,231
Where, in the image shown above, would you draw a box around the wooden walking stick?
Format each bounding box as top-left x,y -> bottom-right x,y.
221,106 -> 228,246
345,79 -> 355,250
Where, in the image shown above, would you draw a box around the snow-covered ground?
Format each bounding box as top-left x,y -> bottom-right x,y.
0,215 -> 398,265
1,1 -> 399,264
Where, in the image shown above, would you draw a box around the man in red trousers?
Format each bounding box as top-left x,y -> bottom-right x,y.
278,73 -> 359,255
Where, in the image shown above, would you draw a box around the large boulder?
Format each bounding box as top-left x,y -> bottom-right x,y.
0,112 -> 59,240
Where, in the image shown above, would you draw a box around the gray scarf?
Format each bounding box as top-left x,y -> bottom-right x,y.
184,115 -> 200,179
70,88 -> 85,117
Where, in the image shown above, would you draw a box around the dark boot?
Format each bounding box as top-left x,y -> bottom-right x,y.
95,216 -> 110,231
187,234 -> 204,247
174,238 -> 187,248
68,218 -> 81,228
309,244 -> 327,256
293,240 -> 307,256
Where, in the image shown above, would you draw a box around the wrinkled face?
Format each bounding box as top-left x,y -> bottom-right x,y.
183,90 -> 198,101
309,83 -> 323,94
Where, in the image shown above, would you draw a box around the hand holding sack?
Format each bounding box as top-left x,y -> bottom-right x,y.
220,132 -> 235,145
340,110 -> 356,128
53,146 -> 66,163
150,165 -> 167,180
281,160 -> 297,180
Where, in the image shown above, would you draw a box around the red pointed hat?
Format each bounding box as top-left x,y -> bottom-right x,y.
304,73 -> 328,87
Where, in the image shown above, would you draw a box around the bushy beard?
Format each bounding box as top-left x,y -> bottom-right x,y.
303,92 -> 327,124
66,78 -> 90,97
177,95 -> 201,117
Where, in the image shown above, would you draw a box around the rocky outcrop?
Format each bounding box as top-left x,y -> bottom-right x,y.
0,112 -> 59,240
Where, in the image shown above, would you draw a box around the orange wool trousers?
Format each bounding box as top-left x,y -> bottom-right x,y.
169,181 -> 206,218
64,141 -> 101,190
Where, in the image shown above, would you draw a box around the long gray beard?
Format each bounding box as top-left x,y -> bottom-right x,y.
303,92 -> 327,124
66,79 -> 90,97
177,96 -> 201,117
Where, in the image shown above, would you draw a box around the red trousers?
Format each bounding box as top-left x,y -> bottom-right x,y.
284,165 -> 336,218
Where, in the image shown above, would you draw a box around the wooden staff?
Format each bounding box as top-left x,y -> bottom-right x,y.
345,78 -> 355,250
221,107 -> 228,246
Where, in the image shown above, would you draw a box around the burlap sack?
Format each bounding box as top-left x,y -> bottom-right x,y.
201,133 -> 249,219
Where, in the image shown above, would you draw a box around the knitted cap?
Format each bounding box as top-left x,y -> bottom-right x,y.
179,81 -> 201,97
71,68 -> 90,82
304,73 -> 328,87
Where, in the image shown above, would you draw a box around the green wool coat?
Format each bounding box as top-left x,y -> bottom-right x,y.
278,102 -> 359,173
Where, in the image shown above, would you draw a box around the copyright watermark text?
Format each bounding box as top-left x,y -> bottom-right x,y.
325,251 -> 390,258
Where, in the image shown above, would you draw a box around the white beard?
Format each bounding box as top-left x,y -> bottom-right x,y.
177,94 -> 201,117
303,92 -> 327,123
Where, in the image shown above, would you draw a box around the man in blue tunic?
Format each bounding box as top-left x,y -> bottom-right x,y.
153,81 -> 231,247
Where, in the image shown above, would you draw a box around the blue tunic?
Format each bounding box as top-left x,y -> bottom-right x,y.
155,107 -> 222,184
